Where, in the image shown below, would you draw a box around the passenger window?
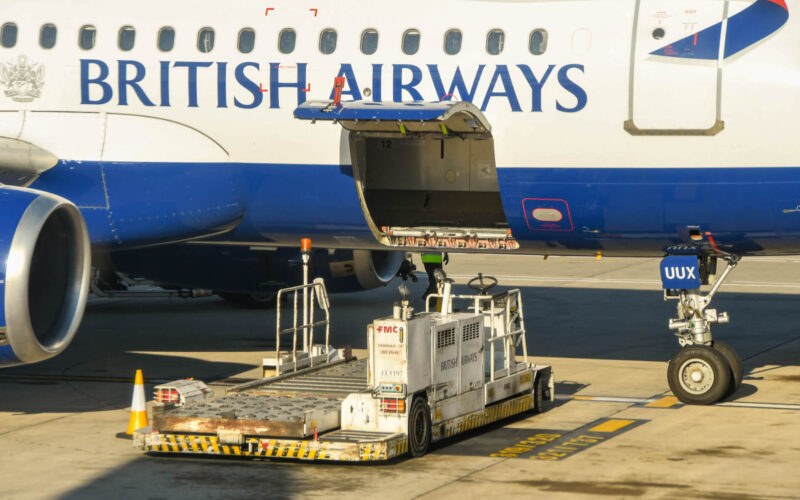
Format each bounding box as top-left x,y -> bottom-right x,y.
40,24 -> 57,49
402,29 -> 420,55
486,29 -> 504,55
197,27 -> 215,53
361,29 -> 378,55
238,28 -> 255,53
444,29 -> 461,55
279,28 -> 296,54
529,29 -> 548,55
118,26 -> 135,51
1,23 -> 18,48
158,27 -> 175,52
319,28 -> 337,54
79,25 -> 96,50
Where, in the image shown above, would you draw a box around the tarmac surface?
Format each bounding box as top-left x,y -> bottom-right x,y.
2,254 -> 800,499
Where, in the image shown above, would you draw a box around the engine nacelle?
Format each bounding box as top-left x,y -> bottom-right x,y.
0,186 -> 91,367
317,249 -> 406,293
106,244 -> 405,295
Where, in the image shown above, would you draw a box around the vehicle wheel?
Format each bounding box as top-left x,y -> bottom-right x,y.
216,291 -> 277,309
533,375 -> 545,414
667,345 -> 731,405
408,396 -> 431,457
712,340 -> 743,396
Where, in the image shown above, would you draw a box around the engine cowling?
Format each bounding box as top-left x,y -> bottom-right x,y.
106,244 -> 405,296
331,249 -> 405,292
0,186 -> 91,367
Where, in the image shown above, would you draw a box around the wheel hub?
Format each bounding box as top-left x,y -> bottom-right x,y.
678,359 -> 714,395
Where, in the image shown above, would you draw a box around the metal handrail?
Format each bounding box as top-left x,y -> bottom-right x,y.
274,279 -> 331,376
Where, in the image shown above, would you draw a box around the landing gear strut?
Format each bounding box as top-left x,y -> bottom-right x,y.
664,256 -> 744,405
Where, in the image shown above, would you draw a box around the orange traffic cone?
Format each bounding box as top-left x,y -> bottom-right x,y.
125,369 -> 149,435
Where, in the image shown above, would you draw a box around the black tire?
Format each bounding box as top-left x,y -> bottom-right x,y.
533,375 -> 545,414
216,291 -> 277,309
408,396 -> 431,457
667,345 -> 732,405
712,340 -> 744,396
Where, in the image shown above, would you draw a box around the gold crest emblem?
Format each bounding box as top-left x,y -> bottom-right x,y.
1,55 -> 45,103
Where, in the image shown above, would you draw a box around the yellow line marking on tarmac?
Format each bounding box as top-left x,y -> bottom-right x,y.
590,419 -> 636,433
646,396 -> 680,408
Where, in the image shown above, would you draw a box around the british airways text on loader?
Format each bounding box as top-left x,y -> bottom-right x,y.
1,0 -> 800,405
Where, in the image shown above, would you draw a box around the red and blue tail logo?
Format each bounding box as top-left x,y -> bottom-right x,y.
652,0 -> 788,59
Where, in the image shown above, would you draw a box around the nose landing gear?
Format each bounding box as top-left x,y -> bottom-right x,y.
668,345 -> 732,405
663,256 -> 743,405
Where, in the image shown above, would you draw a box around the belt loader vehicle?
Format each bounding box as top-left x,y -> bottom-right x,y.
135,275 -> 553,461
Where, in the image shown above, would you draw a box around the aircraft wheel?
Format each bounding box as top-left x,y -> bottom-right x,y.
668,345 -> 731,405
532,374 -> 545,414
216,291 -> 277,309
408,396 -> 431,457
712,340 -> 743,396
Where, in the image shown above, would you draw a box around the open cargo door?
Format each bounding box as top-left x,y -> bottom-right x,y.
294,101 -> 517,251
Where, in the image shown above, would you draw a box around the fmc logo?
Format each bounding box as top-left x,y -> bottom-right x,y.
652,0 -> 789,60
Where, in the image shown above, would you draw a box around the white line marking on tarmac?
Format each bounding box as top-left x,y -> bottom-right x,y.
558,394 -> 800,410
716,401 -> 800,410
448,275 -> 800,290
557,395 -> 651,403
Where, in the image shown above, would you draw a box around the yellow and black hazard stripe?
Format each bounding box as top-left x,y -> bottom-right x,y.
359,442 -> 391,461
389,437 -> 409,458
148,435 -> 234,455
147,433 -> 400,462
251,439 -> 319,459
144,392 -> 536,461
148,435 -> 231,455
439,394 -> 534,439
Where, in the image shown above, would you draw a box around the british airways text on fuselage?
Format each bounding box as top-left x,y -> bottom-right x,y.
79,60 -> 588,112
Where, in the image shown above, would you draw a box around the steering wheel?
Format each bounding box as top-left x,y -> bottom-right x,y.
467,273 -> 498,295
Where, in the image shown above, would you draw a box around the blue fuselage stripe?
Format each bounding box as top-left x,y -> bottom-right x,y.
28,161 -> 800,255
498,166 -> 800,255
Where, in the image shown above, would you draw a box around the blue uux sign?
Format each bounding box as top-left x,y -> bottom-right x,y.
660,256 -> 701,289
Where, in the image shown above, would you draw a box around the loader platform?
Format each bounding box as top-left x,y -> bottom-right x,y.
136,369 -> 548,462
151,359 -> 368,439
134,275 -> 553,462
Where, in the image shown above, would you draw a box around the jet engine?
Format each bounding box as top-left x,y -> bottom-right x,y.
324,249 -> 406,293
104,244 -> 406,302
0,186 -> 91,367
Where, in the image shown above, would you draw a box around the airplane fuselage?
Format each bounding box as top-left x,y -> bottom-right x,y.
1,0 -> 799,256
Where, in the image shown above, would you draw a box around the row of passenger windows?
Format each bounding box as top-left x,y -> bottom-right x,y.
0,22 -> 549,55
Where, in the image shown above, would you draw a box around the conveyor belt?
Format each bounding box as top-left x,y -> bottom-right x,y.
153,359 -> 370,437
251,358 -> 368,396
161,393 -> 342,422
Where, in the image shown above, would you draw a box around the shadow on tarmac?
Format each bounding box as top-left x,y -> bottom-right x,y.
4,281 -> 795,499
3,281 -> 799,414
56,455 -> 301,500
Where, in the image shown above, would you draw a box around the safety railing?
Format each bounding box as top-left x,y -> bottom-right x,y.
272,277 -> 331,376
